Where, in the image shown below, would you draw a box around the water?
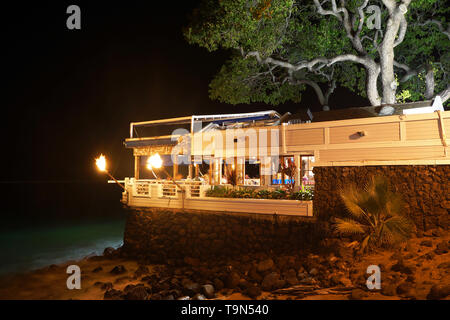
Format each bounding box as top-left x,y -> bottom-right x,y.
0,218 -> 125,276
0,182 -> 127,276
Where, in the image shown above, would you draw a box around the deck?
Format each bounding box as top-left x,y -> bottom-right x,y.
121,178 -> 313,217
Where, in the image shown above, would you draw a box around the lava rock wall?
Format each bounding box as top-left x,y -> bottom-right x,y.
122,209 -> 318,261
313,165 -> 450,230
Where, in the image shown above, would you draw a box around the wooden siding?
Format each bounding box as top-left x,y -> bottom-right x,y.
283,111 -> 450,166
285,128 -> 324,146
406,120 -> 441,141
318,145 -> 445,162
127,194 -> 313,217
329,122 -> 400,144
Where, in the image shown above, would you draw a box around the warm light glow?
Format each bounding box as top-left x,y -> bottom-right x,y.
95,154 -> 107,172
147,154 -> 163,169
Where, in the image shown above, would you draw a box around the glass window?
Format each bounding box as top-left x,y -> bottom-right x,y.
300,155 -> 315,187
271,156 -> 295,185
244,157 -> 260,186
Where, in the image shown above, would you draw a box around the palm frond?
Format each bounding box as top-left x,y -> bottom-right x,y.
334,218 -> 366,235
340,185 -> 367,220
335,175 -> 413,252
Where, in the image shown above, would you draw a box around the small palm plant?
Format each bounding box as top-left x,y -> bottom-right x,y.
334,175 -> 414,253
225,167 -> 238,186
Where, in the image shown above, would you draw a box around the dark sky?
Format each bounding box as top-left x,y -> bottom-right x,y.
1,1 -> 367,182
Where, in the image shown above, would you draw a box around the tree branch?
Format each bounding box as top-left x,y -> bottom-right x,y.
394,15 -> 408,47
414,20 -> 450,40
245,50 -> 327,72
436,84 -> 450,103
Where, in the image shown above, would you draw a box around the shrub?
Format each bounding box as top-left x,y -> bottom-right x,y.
205,186 -> 313,200
334,175 -> 414,253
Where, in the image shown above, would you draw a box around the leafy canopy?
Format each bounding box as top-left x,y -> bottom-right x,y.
185,0 -> 449,106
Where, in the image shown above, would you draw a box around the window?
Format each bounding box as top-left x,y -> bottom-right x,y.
300,155 -> 315,187
244,157 -> 260,186
271,156 -> 295,185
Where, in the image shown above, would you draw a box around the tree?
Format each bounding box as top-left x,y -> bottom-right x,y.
185,0 -> 449,109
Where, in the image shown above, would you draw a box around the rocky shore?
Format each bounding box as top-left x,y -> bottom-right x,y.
0,228 -> 448,300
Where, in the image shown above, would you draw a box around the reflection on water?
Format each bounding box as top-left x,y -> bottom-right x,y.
0,218 -> 125,276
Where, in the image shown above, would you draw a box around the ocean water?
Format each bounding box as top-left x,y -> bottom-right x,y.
0,182 -> 127,276
0,218 -> 125,276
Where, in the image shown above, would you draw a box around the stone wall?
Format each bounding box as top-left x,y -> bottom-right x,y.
313,165 -> 450,231
122,209 -> 318,262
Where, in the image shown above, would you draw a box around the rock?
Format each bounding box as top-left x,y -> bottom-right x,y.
150,293 -> 162,300
184,257 -> 201,267
274,279 -> 286,290
104,289 -> 123,300
192,293 -> 206,300
177,296 -> 191,300
329,275 -> 344,287
103,247 -> 116,257
297,272 -> 308,281
92,266 -> 103,273
391,261 -> 415,275
182,281 -> 201,296
114,276 -> 132,284
426,284 -> 450,300
110,265 -> 127,275
299,277 -> 315,285
238,279 -> 252,290
309,268 -> 319,276
432,228 -> 444,237
350,288 -> 368,300
202,284 -> 215,299
257,259 -> 274,273
396,282 -> 414,296
437,261 -> 450,269
213,278 -> 224,291
246,285 -> 262,299
261,272 -> 280,291
225,272 -> 241,289
163,295 -> 175,300
284,269 -> 298,286
381,283 -> 397,296
403,253 -> 417,260
420,240 -> 433,247
100,282 -> 113,291
434,241 -> 449,255
248,268 -> 263,283
124,285 -> 150,300
134,265 -> 149,277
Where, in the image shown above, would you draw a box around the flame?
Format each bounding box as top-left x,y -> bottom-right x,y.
95,154 -> 107,172
147,154 -> 163,169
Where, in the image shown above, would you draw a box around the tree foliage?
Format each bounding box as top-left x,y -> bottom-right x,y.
185,0 -> 449,108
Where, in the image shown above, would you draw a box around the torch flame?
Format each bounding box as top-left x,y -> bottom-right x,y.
147,154 -> 163,169
95,154 -> 107,172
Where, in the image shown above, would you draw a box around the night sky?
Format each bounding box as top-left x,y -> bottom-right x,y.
2,1 -> 367,183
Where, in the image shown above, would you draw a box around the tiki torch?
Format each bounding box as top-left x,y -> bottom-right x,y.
95,154 -> 125,190
146,154 -> 184,191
